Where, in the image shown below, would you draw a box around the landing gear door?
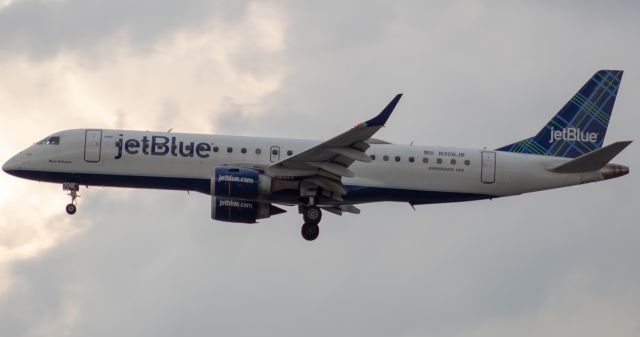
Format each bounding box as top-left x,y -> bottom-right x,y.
481,151 -> 496,184
84,130 -> 102,163
270,146 -> 280,163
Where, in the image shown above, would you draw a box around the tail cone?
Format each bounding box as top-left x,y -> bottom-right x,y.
601,163 -> 629,180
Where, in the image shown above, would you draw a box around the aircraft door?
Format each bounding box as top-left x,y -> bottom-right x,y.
84,129 -> 102,162
270,146 -> 280,162
481,151 -> 496,184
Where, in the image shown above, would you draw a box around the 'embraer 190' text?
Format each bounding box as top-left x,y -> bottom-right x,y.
115,135 -> 214,159
549,128 -> 598,143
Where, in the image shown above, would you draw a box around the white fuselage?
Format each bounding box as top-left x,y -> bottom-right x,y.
3,129 -> 615,206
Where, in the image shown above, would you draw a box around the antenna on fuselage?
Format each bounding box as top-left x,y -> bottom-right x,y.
167,128 -> 173,133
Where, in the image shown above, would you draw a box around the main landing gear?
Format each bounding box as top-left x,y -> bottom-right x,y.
300,205 -> 322,241
63,182 -> 80,215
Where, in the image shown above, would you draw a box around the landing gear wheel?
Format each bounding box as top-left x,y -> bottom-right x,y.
62,182 -> 80,215
65,203 -> 77,215
303,206 -> 322,224
301,222 -> 320,241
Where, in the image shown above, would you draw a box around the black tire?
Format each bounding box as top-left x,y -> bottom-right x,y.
65,203 -> 77,215
303,206 -> 322,224
301,222 -> 319,241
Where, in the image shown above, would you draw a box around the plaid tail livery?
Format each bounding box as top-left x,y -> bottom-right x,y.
497,70 -> 623,158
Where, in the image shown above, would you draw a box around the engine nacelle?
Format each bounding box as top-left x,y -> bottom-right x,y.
211,166 -> 271,199
211,197 -> 285,223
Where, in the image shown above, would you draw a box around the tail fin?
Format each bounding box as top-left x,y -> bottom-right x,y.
497,70 -> 623,158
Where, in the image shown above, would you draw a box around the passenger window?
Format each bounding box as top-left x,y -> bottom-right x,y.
272,149 -> 278,155
241,148 -> 247,154
287,150 -> 293,156
213,146 -> 219,152
370,154 -> 376,161
227,147 -> 233,153
383,155 -> 389,161
437,158 -> 443,164
409,156 -> 415,163
255,148 -> 262,155
465,160 -> 470,166
422,157 -> 429,164
451,159 -> 456,165
395,156 -> 401,162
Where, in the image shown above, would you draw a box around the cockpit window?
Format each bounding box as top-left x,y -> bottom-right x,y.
36,136 -> 60,145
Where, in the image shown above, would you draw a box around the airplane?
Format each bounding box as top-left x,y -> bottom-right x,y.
3,70 -> 631,241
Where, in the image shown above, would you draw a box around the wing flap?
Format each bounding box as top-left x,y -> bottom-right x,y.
304,176 -> 347,195
327,147 -> 372,162
307,162 -> 354,178
320,204 -> 361,215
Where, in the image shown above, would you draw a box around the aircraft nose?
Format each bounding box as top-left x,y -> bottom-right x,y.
3,157 -> 15,173
3,153 -> 24,174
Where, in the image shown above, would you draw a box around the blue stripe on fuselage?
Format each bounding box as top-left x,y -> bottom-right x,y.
4,170 -> 494,205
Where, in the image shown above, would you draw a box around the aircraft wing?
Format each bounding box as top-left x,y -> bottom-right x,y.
266,94 -> 402,199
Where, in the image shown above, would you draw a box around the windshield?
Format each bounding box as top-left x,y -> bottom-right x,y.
36,136 -> 60,145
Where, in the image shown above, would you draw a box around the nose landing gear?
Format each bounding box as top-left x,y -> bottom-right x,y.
300,205 -> 322,241
63,182 -> 80,215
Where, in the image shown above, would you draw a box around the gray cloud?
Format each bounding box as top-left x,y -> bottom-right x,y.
1,1 -> 639,337
2,188 -> 638,336
0,0 -> 248,58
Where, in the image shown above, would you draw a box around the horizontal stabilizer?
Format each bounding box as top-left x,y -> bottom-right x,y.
550,141 -> 632,173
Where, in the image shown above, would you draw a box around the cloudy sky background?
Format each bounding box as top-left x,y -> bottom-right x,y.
1,1 -> 639,336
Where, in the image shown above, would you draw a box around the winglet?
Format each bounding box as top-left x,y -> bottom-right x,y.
363,93 -> 403,127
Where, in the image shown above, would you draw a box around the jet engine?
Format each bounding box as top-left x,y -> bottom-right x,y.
211,196 -> 286,223
211,166 -> 272,199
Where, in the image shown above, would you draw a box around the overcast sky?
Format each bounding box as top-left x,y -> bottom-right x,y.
1,1 -> 639,336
